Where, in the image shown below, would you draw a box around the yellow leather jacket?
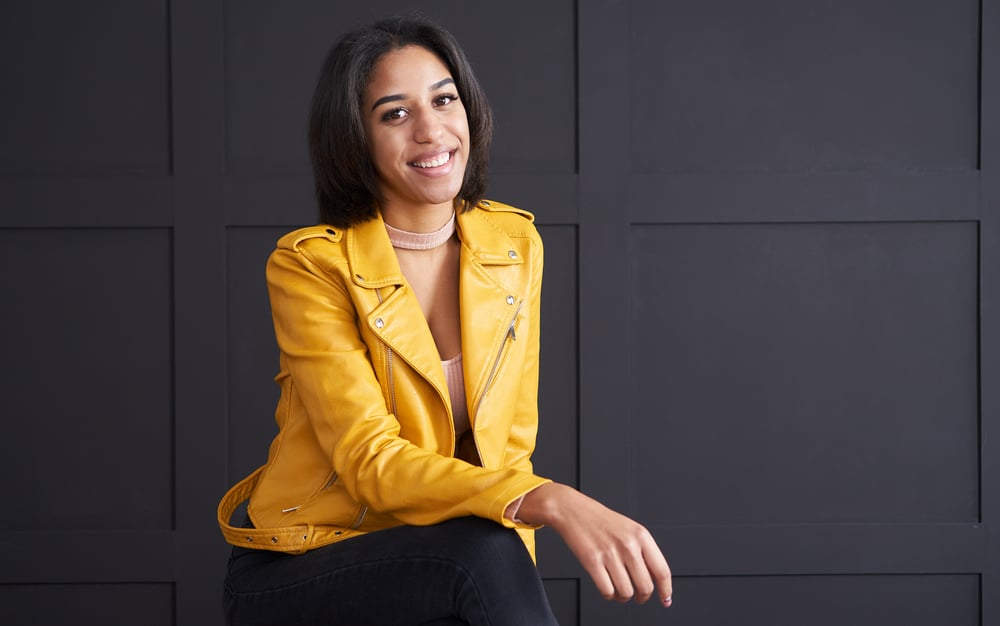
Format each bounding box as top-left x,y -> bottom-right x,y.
218,201 -> 550,557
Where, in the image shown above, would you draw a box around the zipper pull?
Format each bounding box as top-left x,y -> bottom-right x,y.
507,301 -> 522,341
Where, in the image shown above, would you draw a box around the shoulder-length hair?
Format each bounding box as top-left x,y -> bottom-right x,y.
309,16 -> 494,228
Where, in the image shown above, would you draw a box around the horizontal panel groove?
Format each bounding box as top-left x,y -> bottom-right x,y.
487,174 -> 579,225
0,177 -> 174,228
630,171 -> 980,223
0,531 -> 175,583
651,523 -> 986,576
224,174 -> 580,226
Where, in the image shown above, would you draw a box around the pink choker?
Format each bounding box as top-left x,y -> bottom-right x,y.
384,213 -> 456,250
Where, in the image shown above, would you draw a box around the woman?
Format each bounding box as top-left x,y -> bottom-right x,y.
218,15 -> 672,625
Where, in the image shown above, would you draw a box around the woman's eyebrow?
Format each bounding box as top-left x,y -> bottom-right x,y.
372,94 -> 404,110
430,77 -> 455,90
371,78 -> 456,111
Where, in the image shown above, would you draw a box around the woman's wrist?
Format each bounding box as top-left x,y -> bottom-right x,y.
514,482 -> 573,527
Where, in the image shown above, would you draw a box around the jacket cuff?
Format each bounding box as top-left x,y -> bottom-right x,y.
497,477 -> 551,529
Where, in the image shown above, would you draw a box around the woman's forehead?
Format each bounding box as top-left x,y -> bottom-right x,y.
366,46 -> 453,94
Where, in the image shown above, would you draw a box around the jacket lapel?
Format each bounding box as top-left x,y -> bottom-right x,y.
456,209 -> 525,426
347,215 -> 449,403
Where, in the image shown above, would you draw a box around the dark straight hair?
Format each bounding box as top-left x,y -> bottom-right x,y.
308,16 -> 494,228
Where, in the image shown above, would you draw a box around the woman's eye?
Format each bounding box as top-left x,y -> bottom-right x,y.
433,93 -> 458,107
381,107 -> 408,122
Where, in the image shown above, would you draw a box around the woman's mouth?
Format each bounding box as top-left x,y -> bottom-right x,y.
410,151 -> 452,169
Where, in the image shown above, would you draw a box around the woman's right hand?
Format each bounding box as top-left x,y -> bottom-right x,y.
515,482 -> 673,607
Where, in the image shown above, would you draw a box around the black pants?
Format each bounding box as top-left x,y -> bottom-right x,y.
223,516 -> 559,625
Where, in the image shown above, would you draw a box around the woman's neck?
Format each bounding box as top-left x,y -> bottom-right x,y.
380,201 -> 458,234
385,213 -> 455,250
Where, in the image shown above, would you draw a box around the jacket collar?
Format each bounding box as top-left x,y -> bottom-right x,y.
346,213 -> 404,289
455,208 -> 525,268
346,207 -> 523,290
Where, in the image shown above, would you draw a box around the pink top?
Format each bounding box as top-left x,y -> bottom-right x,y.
384,214 -> 470,436
441,353 -> 470,436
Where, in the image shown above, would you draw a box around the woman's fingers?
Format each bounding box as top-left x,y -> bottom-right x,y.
575,517 -> 669,605
625,540 -> 657,604
584,561 -> 617,602
604,557 -> 636,603
643,538 -> 673,606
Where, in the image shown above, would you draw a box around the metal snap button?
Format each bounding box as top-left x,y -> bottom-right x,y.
506,295 -> 515,305
375,318 -> 385,329
508,250 -> 517,259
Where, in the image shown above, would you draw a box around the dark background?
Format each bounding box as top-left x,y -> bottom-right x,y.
1,1 -> 997,624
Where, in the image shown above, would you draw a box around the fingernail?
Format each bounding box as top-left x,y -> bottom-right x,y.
663,596 -> 672,607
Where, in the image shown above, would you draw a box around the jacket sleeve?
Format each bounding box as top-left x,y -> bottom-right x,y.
266,245 -> 550,529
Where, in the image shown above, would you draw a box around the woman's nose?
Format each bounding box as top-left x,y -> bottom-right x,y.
412,109 -> 444,143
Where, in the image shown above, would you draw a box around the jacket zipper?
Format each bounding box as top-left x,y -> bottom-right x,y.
470,301 -> 522,465
473,301 -> 522,422
375,288 -> 398,418
280,471 -> 338,514
323,472 -> 339,490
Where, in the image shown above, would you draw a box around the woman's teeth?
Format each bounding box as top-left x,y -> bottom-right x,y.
411,152 -> 451,168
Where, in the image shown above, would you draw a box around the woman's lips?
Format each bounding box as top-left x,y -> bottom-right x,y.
409,150 -> 453,169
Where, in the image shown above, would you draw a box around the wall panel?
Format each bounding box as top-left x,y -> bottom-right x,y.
0,229 -> 173,531
630,0 -> 980,174
0,583 -> 174,626
629,221 -> 978,525
0,0 -> 170,175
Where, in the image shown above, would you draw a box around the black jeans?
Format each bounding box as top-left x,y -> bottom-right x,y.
223,516 -> 559,625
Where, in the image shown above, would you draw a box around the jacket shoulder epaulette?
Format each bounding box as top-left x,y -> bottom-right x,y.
276,225 -> 343,252
478,200 -> 535,223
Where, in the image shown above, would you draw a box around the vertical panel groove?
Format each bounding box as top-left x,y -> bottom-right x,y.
978,0 -> 999,622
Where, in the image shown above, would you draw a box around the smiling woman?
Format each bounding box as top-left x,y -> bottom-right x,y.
218,15 -> 672,626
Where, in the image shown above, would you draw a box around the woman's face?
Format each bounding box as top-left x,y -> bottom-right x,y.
362,45 -> 470,216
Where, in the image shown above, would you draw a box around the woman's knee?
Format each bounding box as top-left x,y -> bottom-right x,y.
436,518 -> 532,571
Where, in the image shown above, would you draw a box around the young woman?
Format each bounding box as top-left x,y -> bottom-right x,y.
218,16 -> 672,625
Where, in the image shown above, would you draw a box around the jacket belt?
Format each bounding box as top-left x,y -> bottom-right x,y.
217,466 -> 363,554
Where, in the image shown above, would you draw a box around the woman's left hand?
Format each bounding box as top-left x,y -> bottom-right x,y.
514,482 -> 673,607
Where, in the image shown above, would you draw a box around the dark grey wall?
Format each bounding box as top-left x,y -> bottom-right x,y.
1,1 -> 996,624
